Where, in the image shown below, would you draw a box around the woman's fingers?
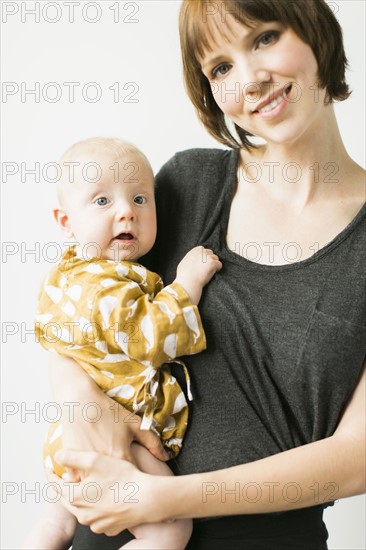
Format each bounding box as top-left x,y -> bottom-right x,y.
44,468 -> 82,517
44,450 -> 162,532
55,449 -> 98,473
45,468 -> 62,489
88,518 -> 123,536
45,462 -> 99,523
45,467 -> 79,501
64,467 -> 81,482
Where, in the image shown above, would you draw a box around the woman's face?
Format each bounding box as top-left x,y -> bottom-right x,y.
200,18 -> 327,146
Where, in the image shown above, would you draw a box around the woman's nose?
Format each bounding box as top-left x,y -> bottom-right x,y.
236,58 -> 272,99
245,69 -> 272,92
242,60 -> 272,97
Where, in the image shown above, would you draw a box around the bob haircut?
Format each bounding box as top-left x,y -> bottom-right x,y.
179,0 -> 351,150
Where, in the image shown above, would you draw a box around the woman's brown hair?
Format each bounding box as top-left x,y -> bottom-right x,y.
179,0 -> 351,150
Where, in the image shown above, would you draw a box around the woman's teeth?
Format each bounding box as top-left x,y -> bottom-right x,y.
258,86 -> 291,113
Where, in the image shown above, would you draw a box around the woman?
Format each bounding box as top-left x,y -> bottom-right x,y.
49,1 -> 366,548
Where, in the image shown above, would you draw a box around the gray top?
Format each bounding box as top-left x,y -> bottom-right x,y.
144,147 -> 366,476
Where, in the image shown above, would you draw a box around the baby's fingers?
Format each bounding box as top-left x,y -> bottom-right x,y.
206,253 -> 222,270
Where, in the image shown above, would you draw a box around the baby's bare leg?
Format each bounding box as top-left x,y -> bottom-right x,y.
21,500 -> 76,550
120,443 -> 192,549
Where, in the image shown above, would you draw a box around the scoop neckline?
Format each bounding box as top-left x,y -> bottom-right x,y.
219,149 -> 366,272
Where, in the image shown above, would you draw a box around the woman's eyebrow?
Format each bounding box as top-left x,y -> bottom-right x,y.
201,54 -> 225,71
200,25 -> 261,70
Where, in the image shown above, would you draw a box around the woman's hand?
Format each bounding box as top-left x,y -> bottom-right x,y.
45,362 -> 365,533
46,450 -> 170,535
49,353 -> 169,463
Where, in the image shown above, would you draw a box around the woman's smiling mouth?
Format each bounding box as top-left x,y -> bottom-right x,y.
253,84 -> 292,117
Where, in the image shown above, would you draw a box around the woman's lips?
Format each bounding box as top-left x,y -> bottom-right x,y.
253,84 -> 292,119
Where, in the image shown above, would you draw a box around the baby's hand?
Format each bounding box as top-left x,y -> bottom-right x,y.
174,246 -> 222,304
178,246 -> 222,286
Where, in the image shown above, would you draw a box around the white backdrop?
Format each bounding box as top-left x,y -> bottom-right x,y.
1,1 -> 365,548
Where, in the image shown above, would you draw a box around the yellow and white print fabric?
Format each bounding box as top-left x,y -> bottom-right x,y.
36,246 -> 206,475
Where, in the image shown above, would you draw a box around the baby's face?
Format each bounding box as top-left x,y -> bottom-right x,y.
60,149 -> 156,262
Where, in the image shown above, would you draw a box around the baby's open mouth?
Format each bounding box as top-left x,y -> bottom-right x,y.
115,233 -> 135,240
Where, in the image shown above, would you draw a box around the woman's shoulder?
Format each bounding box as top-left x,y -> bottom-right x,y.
160,146 -> 235,165
173,147 -> 234,162
155,147 -> 239,193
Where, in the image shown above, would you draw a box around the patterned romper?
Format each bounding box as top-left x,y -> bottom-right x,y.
36,245 -> 206,476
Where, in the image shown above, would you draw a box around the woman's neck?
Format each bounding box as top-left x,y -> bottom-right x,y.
239,106 -> 354,209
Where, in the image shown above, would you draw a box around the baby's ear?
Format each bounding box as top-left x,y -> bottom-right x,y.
53,208 -> 73,237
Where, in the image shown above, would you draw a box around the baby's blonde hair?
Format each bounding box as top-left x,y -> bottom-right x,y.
59,136 -> 149,164
56,136 -> 152,205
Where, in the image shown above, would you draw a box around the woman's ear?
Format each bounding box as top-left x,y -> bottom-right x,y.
53,209 -> 73,238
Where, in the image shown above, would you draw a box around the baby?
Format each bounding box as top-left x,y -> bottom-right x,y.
23,137 -> 222,549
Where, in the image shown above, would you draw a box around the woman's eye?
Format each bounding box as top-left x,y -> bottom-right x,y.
95,197 -> 110,206
134,195 -> 147,205
256,30 -> 279,48
212,63 -> 231,79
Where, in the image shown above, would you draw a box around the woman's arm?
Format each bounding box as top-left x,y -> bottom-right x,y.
49,352 -> 170,462
51,364 -> 365,535
178,363 -> 365,517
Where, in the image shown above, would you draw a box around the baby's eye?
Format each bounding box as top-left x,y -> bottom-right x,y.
212,63 -> 231,79
134,195 -> 147,205
95,196 -> 110,206
256,30 -> 280,49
